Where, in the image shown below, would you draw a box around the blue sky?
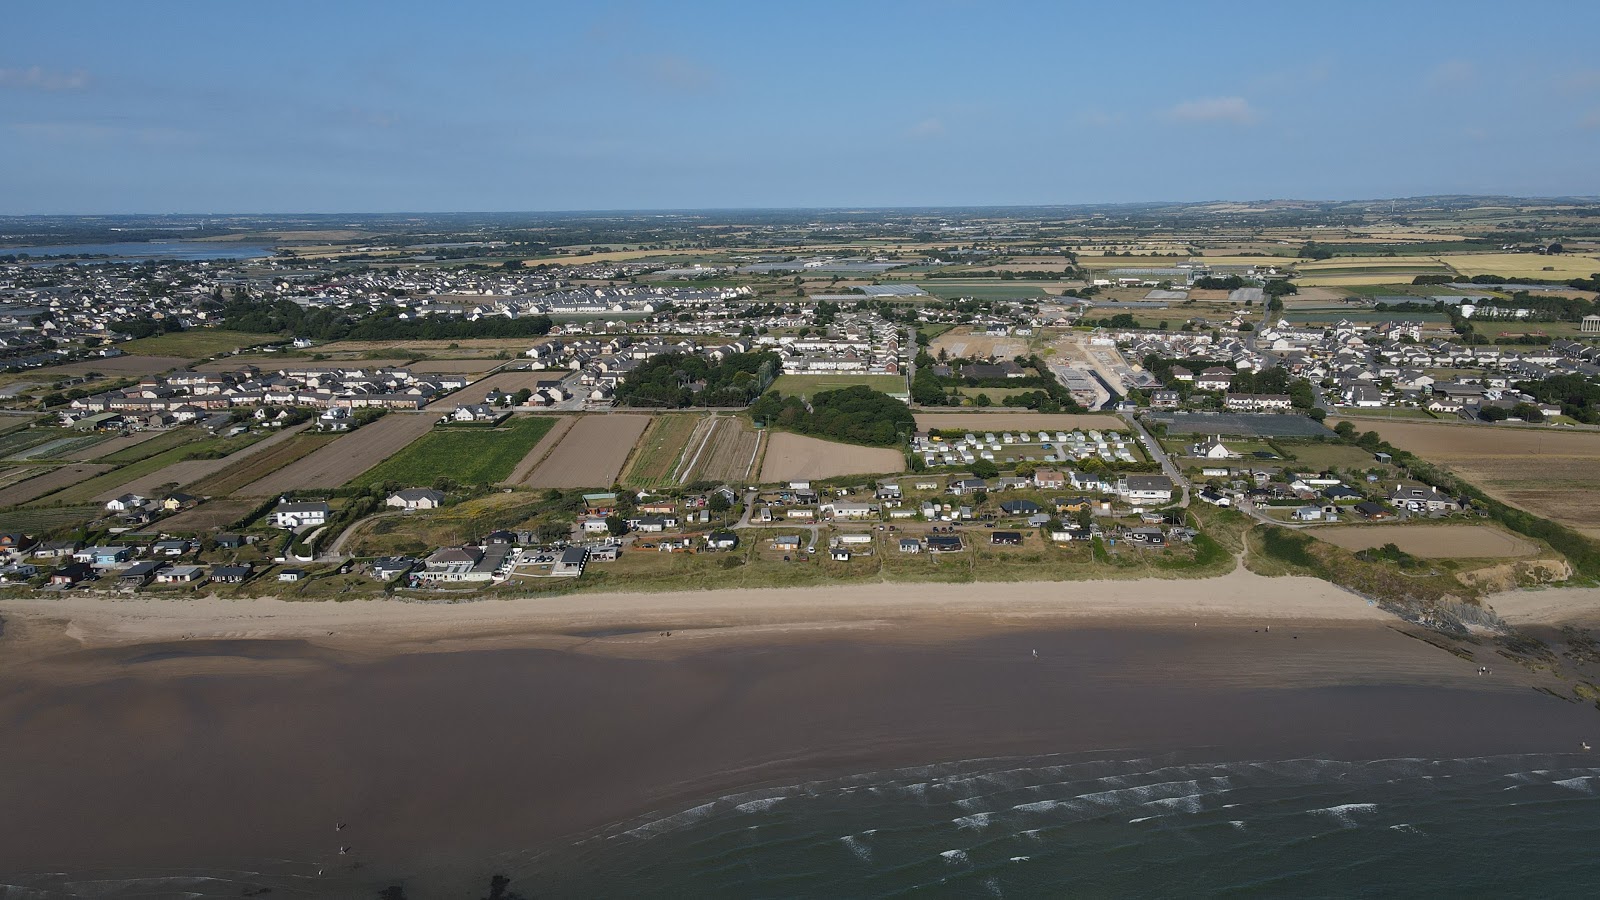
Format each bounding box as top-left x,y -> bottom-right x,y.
2,0 -> 1597,213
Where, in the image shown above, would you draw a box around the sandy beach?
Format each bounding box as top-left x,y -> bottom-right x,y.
2,575 -> 1597,896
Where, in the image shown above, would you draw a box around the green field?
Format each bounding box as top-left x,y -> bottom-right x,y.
31,431 -> 266,505
117,329 -> 275,359
353,415 -> 556,487
770,374 -> 907,400
0,504 -> 103,534
620,414 -> 702,489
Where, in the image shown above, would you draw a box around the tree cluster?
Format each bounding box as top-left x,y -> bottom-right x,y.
750,385 -> 915,447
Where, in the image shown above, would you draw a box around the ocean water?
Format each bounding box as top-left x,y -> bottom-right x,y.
516,751 -> 1600,898
0,241 -> 271,262
2,751 -> 1597,897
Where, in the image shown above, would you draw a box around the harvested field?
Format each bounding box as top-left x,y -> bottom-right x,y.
620,414 -> 702,488
158,499 -> 256,534
682,416 -> 763,484
914,412 -> 1128,432
37,356 -> 192,377
354,416 -> 556,487
60,430 -> 161,461
236,413 -> 437,496
0,464 -> 113,507
1312,524 -> 1539,558
404,359 -> 505,374
187,432 -> 341,496
94,423 -> 313,502
505,417 -> 574,485
1349,420 -> 1600,538
524,414 -> 650,488
759,432 -> 904,482
423,371 -> 545,409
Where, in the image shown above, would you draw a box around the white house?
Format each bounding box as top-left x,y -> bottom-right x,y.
271,500 -> 330,529
386,488 -> 446,511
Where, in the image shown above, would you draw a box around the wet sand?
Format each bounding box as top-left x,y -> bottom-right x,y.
1,609 -> 1595,896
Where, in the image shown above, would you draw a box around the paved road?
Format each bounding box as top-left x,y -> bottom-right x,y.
1119,411 -> 1191,508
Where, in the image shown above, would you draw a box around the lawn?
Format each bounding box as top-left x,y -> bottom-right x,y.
117,329 -> 275,359
353,416 -> 556,488
769,374 -> 908,400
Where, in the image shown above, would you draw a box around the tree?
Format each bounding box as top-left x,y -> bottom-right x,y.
970,459 -> 999,479
1334,420 -> 1356,440
709,492 -> 732,513
605,515 -> 627,536
1511,402 -> 1545,423
1479,405 -> 1509,422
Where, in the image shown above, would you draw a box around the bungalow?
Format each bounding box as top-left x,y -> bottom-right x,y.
581,517 -> 612,534
637,499 -> 678,515
1190,436 -> 1236,459
151,540 -> 190,557
785,507 -> 816,521
898,538 -> 922,553
1053,496 -> 1092,513
1127,527 -> 1166,546
705,532 -> 739,551
0,563 -> 37,584
1354,501 -> 1394,520
830,547 -> 852,562
928,535 -> 964,553
368,558 -> 415,581
0,532 -> 33,552
634,515 -> 673,533
451,404 -> 501,423
1290,506 -> 1325,522
277,568 -> 309,582
211,564 -> 253,584
1197,489 -> 1231,507
991,531 -> 1023,545
999,499 -> 1042,516
271,500 -> 329,529
552,547 -> 588,577
161,493 -> 198,512
50,562 -> 94,585
1389,483 -> 1459,514
78,545 -> 133,567
829,502 -> 878,520
105,493 -> 148,513
119,560 -> 163,588
948,478 -> 988,495
214,533 -> 246,549
156,565 -> 206,584
1033,469 -> 1066,490
32,539 -> 80,559
386,488 -> 446,511
772,535 -> 802,551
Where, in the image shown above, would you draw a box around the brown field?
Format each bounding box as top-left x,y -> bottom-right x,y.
1311,524 -> 1540,558
0,464 -> 113,508
404,359 -> 506,373
156,499 -> 256,534
425,371 -> 540,409
523,414 -> 651,488
92,424 -> 315,502
929,329 -> 1029,359
186,431 -> 339,496
1351,421 -> 1600,538
914,412 -> 1128,432
504,416 -> 575,485
61,430 -> 164,461
758,432 -> 905,482
36,356 -> 192,377
236,413 -> 437,496
683,416 -> 763,484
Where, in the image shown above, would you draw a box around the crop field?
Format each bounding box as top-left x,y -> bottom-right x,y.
116,329 -> 274,359
0,427 -> 95,460
758,432 -> 904,482
0,504 -> 104,534
914,412 -> 1126,433
95,427 -> 205,464
236,412 -> 438,496
1356,420 -> 1600,538
92,423 -> 311,502
6,433 -> 111,461
682,416 -> 763,484
41,431 -> 266,505
1443,252 -> 1600,279
0,464 -> 113,508
524,414 -> 651,488
187,432 -> 341,496
769,374 -> 907,400
353,416 -> 556,488
1311,524 -> 1539,558
620,414 -> 702,488
157,499 -> 257,534
504,417 -> 574,485
424,370 -> 544,408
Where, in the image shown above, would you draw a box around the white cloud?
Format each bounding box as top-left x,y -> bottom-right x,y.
1425,59 -> 1475,91
907,117 -> 946,139
0,65 -> 90,91
1161,96 -> 1260,125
